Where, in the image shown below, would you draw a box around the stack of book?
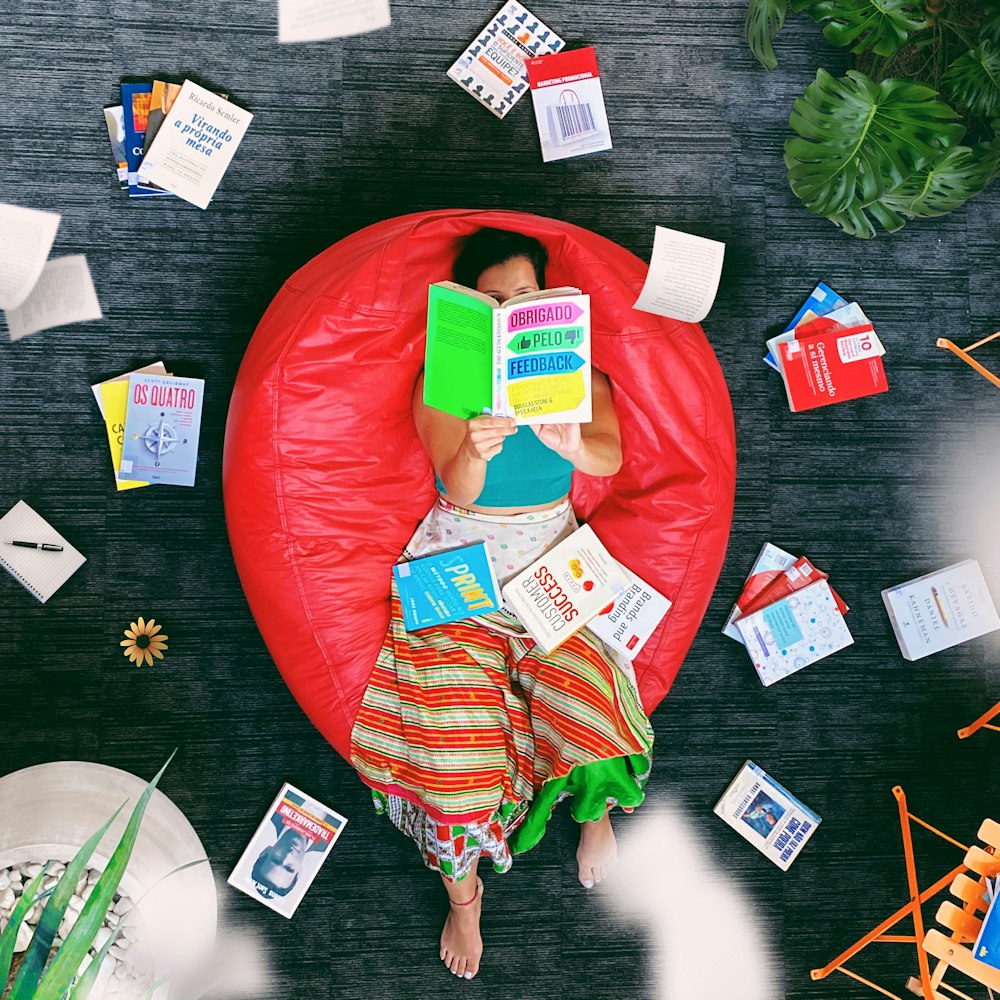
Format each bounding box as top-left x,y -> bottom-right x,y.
723,542 -> 853,686
393,524 -> 671,660
764,282 -> 888,412
104,78 -> 252,209
92,363 -> 205,489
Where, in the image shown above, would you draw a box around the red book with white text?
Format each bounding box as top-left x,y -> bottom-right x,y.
776,318 -> 888,411
740,556 -> 849,618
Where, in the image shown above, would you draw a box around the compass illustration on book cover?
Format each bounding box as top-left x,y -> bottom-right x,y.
139,416 -> 187,465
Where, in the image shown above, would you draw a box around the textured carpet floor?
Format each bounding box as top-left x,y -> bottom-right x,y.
1,2 -> 999,998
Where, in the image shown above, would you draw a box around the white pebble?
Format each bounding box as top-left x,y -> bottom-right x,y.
112,897 -> 133,916
109,944 -> 127,961
24,904 -> 38,923
68,895 -> 84,912
81,884 -> 94,901
0,873 -> 10,891
49,862 -> 65,875
42,875 -> 60,891
93,926 -> 112,951
114,960 -> 129,980
106,974 -> 121,993
14,922 -> 33,953
87,869 -> 101,885
9,870 -> 22,884
24,863 -> 42,878
121,922 -> 138,943
0,888 -> 14,910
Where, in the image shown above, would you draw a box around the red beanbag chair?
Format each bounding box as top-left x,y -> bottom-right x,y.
224,210 -> 736,762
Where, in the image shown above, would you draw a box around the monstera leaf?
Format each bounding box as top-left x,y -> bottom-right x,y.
746,0 -> 788,70
790,0 -> 925,56
983,12 -> 1000,46
785,69 -> 965,234
943,41 -> 1000,119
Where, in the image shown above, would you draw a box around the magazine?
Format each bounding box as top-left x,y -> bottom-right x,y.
714,760 -> 821,871
227,783 -> 347,919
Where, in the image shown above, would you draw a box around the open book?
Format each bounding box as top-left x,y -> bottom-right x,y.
424,282 -> 592,425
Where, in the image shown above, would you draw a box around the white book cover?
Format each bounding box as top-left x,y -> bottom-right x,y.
714,760 -> 821,871
633,225 -> 726,324
227,782 -> 347,919
138,80 -> 253,210
502,523 -> 629,654
882,559 -> 1000,661
735,578 -> 853,687
0,501 -> 86,604
526,47 -> 612,163
722,541 -> 797,642
446,1 -> 564,120
587,567 -> 671,659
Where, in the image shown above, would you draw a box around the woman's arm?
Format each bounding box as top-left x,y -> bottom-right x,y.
412,373 -> 516,508
532,370 -> 622,477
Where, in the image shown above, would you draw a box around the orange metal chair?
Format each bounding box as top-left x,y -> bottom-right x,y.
958,702 -> 1000,740
937,331 -> 1000,389
811,787 -> 999,999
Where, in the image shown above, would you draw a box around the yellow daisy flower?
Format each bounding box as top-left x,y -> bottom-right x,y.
120,617 -> 169,667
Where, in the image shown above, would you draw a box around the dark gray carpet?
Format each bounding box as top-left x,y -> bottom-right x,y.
2,2 -> 999,998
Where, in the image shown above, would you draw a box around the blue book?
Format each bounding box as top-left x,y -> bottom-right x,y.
764,282 -> 848,370
119,373 -> 205,487
393,542 -> 501,631
974,878 -> 1000,970
120,82 -> 174,198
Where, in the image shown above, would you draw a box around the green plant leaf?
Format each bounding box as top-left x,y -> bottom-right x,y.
65,926 -> 121,1000
784,69 -> 965,231
790,0 -> 925,56
0,864 -> 50,988
943,41 -> 1000,118
878,142 -> 1000,220
31,752 -> 175,1000
8,803 -> 125,1000
983,12 -> 1000,46
746,0 -> 788,70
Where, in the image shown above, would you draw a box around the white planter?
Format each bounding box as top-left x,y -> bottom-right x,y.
0,761 -> 217,992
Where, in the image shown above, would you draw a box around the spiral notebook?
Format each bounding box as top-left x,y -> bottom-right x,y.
0,501 -> 86,603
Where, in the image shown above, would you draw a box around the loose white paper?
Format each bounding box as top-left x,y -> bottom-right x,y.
138,80 -> 254,210
633,225 -> 726,324
0,203 -> 61,311
5,256 -> 102,341
278,0 -> 391,42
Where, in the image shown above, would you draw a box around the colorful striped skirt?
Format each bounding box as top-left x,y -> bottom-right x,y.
350,498 -> 655,881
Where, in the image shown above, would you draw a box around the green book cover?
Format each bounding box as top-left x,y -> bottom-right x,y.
423,283 -> 494,420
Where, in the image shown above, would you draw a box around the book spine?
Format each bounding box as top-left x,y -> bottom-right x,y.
493,309 -> 505,416
881,589 -> 918,661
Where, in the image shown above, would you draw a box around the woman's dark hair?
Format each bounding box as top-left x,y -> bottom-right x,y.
454,228 -> 548,289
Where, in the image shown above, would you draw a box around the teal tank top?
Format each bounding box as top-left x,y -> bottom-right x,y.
436,426 -> 574,508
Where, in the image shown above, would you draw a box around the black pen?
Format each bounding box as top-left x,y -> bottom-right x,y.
8,540 -> 63,552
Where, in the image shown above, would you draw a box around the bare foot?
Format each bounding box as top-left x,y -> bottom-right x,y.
440,877 -> 484,980
577,809 -> 617,889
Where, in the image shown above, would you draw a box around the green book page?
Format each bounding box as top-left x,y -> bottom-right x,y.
424,284 -> 494,420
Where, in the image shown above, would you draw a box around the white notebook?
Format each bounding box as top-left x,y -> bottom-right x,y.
0,501 -> 86,603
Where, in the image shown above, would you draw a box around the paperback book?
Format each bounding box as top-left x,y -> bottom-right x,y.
102,106 -> 128,188
119,373 -> 205,487
587,567 -> 671,659
501,524 -> 629,654
714,760 -> 821,871
447,1 -> 564,119
763,282 -> 848,370
120,82 -> 174,198
424,282 -> 591,424
393,542 -> 501,631
882,559 -> 1000,661
526,47 -> 612,162
771,315 -> 888,412
722,542 -> 797,642
138,79 -> 253,210
974,877 -> 1000,969
227,782 -> 347,919
735,578 -> 854,687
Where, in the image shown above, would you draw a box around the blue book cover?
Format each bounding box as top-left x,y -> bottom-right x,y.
974,881 -> 1000,969
120,82 -> 174,198
119,373 -> 204,487
393,542 -> 500,631
764,282 -> 848,370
